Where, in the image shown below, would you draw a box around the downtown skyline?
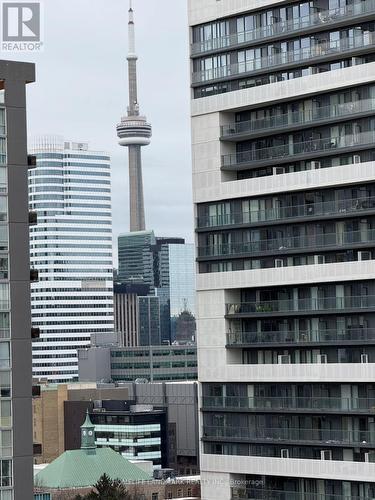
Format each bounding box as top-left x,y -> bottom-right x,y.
0,0 -> 193,262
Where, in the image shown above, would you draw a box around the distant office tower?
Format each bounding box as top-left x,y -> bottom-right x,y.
190,0 -> 375,499
118,234 -> 195,343
138,295 -> 161,346
167,244 -> 196,342
114,282 -> 150,346
156,242 -> 196,343
118,230 -> 156,288
29,137 -> 114,382
0,60 -> 36,500
117,1 -> 151,232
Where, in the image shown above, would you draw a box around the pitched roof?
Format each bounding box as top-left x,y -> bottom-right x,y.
34,448 -> 151,489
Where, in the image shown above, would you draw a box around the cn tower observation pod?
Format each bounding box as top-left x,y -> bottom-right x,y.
117,115 -> 152,147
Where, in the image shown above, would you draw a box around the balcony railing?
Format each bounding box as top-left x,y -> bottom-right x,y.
221,98 -> 375,139
198,228 -> 375,258
231,488 -> 371,500
203,425 -> 375,444
197,195 -> 375,229
191,0 -> 375,55
226,328 -> 375,346
202,395 -> 375,412
226,295 -> 375,315
192,35 -> 375,84
221,131 -> 375,169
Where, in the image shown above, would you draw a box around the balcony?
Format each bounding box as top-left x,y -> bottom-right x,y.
226,328 -> 375,347
198,228 -> 375,259
202,425 -> 375,445
197,195 -> 375,230
191,0 -> 375,55
226,295 -> 375,317
221,98 -> 375,140
221,131 -> 375,171
202,395 -> 375,413
231,488 -> 369,500
192,35 -> 375,84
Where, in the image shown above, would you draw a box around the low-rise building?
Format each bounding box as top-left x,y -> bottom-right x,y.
32,381 -> 199,476
79,344 -> 197,383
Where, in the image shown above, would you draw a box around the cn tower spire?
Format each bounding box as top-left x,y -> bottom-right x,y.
117,0 -> 152,232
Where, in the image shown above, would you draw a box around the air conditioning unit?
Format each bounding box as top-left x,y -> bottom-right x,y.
317,354 -> 328,364
358,251 -> 371,261
311,161 -> 321,169
321,450 -> 332,460
275,259 -> 284,268
273,166 -> 286,175
278,354 -> 291,364
314,255 -> 325,265
353,155 -> 361,164
365,451 -> 375,462
281,448 -> 289,458
361,353 -> 369,363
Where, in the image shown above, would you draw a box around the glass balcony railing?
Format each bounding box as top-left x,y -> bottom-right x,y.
226,328 -> 375,346
191,0 -> 375,55
221,98 -> 375,139
203,425 -> 375,444
202,395 -> 375,412
226,294 -> 375,315
197,195 -> 375,229
198,228 -> 375,258
221,131 -> 375,169
192,35 -> 375,84
231,488 -> 371,500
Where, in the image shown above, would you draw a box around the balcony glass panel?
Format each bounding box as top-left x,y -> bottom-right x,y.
226,295 -> 375,315
192,35 -> 375,83
231,488 -> 370,500
222,131 -> 375,168
199,228 -> 375,258
191,0 -> 375,55
197,195 -> 375,229
221,98 -> 375,138
202,395 -> 375,412
203,425 -> 375,444
226,328 -> 375,345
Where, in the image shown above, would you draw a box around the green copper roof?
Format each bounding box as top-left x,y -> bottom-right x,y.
34,448 -> 151,489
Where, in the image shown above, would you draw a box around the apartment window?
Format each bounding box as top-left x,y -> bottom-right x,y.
152,494 -> 159,500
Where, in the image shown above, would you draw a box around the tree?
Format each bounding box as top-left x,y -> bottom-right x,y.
74,474 -> 130,500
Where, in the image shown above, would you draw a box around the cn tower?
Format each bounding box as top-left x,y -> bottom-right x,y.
117,0 -> 152,232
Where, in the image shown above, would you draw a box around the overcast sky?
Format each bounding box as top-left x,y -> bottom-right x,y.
3,0 -> 192,265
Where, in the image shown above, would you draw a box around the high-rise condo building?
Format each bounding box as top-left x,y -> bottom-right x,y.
0,60 -> 35,500
29,137 -> 114,383
189,0 -> 375,498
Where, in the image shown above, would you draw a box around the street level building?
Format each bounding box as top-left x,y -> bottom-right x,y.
189,0 -> 375,498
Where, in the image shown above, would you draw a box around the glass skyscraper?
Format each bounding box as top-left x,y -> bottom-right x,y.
117,233 -> 195,344
29,136 -> 114,383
